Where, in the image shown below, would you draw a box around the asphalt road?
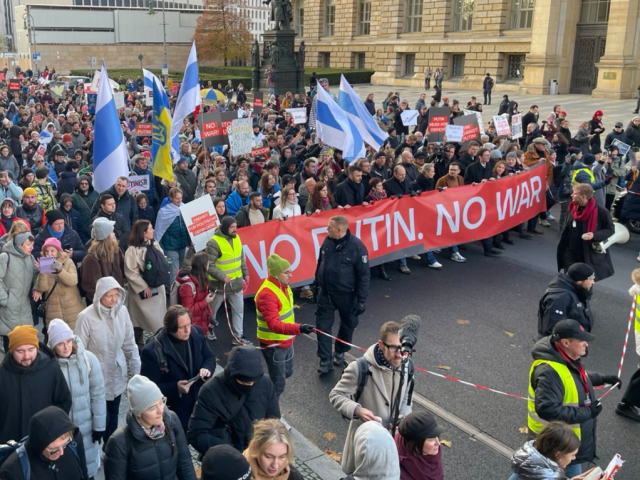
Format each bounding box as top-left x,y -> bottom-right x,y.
213,204 -> 640,479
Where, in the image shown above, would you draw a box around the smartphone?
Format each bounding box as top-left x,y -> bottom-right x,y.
187,374 -> 201,384
139,287 -> 159,300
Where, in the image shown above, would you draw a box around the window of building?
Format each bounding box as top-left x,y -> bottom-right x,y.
74,0 -> 82,4
452,0 -> 474,31
405,0 -> 422,33
451,54 -> 465,77
116,0 -> 122,5
403,53 -> 416,77
580,0 -> 610,23
321,52 -> 331,67
124,0 -> 130,5
510,0 -> 534,29
507,54 -> 525,79
325,0 -> 335,36
357,0 -> 371,35
295,0 -> 304,37
355,52 -> 366,69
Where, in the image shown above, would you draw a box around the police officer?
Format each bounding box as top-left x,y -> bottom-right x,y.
528,319 -> 621,477
314,215 -> 370,374
255,253 -> 314,396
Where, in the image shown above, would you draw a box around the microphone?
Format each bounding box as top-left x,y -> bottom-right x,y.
399,314 -> 422,356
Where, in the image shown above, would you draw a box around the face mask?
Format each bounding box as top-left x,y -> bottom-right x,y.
234,380 -> 254,396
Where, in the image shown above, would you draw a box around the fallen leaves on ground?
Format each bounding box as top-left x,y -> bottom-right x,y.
324,449 -> 342,462
504,331 -> 515,337
385,295 -> 391,298
437,365 -> 451,370
519,426 -> 528,434
323,432 -> 337,441
456,319 -> 470,325
510,344 -> 516,348
440,439 -> 452,448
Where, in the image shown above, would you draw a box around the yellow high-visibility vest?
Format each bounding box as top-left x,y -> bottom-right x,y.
209,234 -> 243,281
255,279 -> 295,342
571,168 -> 595,186
528,359 -> 581,439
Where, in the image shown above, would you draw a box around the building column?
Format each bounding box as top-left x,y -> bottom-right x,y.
592,0 -> 640,99
370,0 -> 404,84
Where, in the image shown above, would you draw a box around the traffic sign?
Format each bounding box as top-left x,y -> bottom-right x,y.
32,52 -> 40,61
91,56 -> 97,66
162,67 -> 168,75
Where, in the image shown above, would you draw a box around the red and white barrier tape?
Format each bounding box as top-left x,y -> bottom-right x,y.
598,382 -> 620,401
618,297 -> 636,378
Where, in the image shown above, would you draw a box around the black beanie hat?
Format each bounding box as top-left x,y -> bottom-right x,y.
220,216 -> 237,236
46,209 -> 66,225
567,262 -> 595,282
201,445 -> 251,480
582,153 -> 596,166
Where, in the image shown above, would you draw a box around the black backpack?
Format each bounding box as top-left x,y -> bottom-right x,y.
145,328 -> 169,374
142,244 -> 171,288
0,436 -> 80,480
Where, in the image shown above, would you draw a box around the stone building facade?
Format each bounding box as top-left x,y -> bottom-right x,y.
296,0 -> 640,99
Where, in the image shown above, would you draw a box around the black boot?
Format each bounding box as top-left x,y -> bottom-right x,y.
378,264 -> 391,281
616,401 -> 640,421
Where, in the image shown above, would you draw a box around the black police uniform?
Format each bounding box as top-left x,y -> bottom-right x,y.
314,229 -> 370,367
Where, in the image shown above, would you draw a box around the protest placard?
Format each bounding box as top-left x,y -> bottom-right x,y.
228,117 -> 254,156
34,114 -> 44,125
87,94 -> 97,115
427,107 -> 451,143
180,195 -> 220,252
286,108 -> 307,125
463,110 -> 485,135
611,139 -> 631,156
401,110 -> 419,126
145,89 -> 153,107
172,83 -> 180,96
453,114 -> 481,151
49,82 -> 65,99
251,146 -> 271,157
134,123 -> 153,136
8,79 -> 20,91
114,91 -> 125,110
199,111 -> 236,148
493,115 -> 511,137
445,125 -> 464,142
511,114 -> 523,139
128,174 -> 150,193
253,91 -> 263,118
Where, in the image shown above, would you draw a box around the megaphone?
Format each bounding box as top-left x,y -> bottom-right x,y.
592,222 -> 630,254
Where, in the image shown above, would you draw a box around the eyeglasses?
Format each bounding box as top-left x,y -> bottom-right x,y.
145,397 -> 167,414
46,437 -> 72,455
382,342 -> 402,353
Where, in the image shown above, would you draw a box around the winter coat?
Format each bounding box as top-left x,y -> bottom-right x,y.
556,202 -> 615,281
364,98 -> 375,116
603,157 -> 626,196
529,336 -> 606,464
537,273 -> 594,337
75,277 -> 141,400
92,210 -> 130,252
588,118 -> 605,149
187,346 -> 280,454
160,213 -> 190,251
105,409 -> 196,480
71,178 -> 99,243
0,153 -> 20,180
16,203 -> 45,236
339,422 -> 401,480
174,167 -> 198,204
35,251 -> 84,330
140,325 -> 216,432
573,128 -> 592,156
523,149 -> 553,187
463,160 -> 493,185
625,121 -> 640,148
592,163 -> 607,207
603,129 -> 628,151
79,248 -> 125,303
225,189 -> 250,217
55,336 -> 106,478
33,181 -> 57,212
510,440 -> 564,480
335,178 -> 365,207
0,406 -> 88,480
272,200 -> 301,220
9,126 -> 22,164
206,227 -> 249,294
176,269 -> 213,331
33,223 -> 87,263
56,171 -> 78,201
0,344 -> 72,444
235,205 -> 269,227
383,176 -> 411,196
621,171 -> 640,221
0,240 -> 36,336
330,345 -> 413,474
89,185 -> 138,229
60,205 -> 81,236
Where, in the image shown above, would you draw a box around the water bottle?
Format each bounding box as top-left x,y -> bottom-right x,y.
146,261 -> 152,271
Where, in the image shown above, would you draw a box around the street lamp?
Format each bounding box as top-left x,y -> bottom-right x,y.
23,12 -> 37,74
148,0 -> 168,85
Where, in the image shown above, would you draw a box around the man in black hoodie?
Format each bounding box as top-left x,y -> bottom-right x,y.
9,126 -> 23,166
187,346 -> 280,454
0,325 -> 72,444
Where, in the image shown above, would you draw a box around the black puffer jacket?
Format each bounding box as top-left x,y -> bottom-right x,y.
537,273 -> 594,337
187,346 -> 280,454
33,222 -> 87,262
625,121 -> 640,148
89,185 -> 139,229
105,409 -> 196,480
529,337 -> 605,464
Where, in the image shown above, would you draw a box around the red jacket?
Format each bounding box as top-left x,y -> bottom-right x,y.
0,216 -> 28,237
255,276 -> 301,348
176,270 -> 213,331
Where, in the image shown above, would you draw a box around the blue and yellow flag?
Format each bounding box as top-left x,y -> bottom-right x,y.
152,78 -> 174,182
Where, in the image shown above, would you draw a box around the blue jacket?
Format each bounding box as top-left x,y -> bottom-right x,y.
572,161 -> 605,191
225,189 -> 249,217
259,184 -> 280,209
0,182 -> 23,203
140,326 -> 216,432
160,213 -> 190,252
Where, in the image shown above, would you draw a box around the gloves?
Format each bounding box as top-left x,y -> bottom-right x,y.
605,176 -> 614,185
299,324 -> 314,335
602,375 -> 622,389
92,430 -> 104,444
353,302 -> 366,316
589,400 -> 602,418
52,261 -> 63,273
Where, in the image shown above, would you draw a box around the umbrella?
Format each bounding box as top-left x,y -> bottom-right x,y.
200,88 -> 225,102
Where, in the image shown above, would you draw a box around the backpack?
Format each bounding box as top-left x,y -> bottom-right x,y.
142,244 -> 171,288
561,164 -> 575,197
145,328 -> 169,374
0,436 -> 80,480
169,280 -> 195,306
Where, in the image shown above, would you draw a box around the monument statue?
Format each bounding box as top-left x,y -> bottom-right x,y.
264,0 -> 293,31
298,41 -> 305,70
251,40 -> 260,69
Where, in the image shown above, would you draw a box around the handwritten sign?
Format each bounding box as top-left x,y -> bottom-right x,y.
400,109 -> 419,126
493,115 -> 511,137
128,174 -> 150,192
134,123 -> 153,137
228,117 -> 254,156
285,108 -> 307,125
453,114 -> 481,151
427,107 -> 451,143
511,114 -> 523,139
180,195 -> 220,252
445,125 -> 464,142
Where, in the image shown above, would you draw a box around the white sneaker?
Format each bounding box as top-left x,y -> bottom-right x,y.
451,252 -> 466,263
428,261 -> 443,269
637,256 -> 640,262
409,255 -> 422,260
539,219 -> 551,227
546,213 -> 556,221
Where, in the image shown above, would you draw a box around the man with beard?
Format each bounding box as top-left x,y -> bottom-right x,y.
16,187 -> 45,235
0,325 -> 72,443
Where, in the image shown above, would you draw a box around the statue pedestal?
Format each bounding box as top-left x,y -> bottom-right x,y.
263,29 -> 304,96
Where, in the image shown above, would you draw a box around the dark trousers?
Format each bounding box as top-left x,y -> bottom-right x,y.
261,345 -> 294,397
315,289 -> 358,364
481,238 -> 493,254
562,248 -> 585,272
622,365 -> 640,407
104,394 -> 122,447
483,90 -> 491,105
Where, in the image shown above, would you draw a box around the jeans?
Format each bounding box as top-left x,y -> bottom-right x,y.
565,463 -> 582,477
399,257 -> 407,266
269,87 -> 276,96
315,289 -> 358,364
261,345 -> 294,396
211,287 -> 245,337
426,251 -> 437,264
166,249 -> 186,283
483,89 -> 491,105
105,394 -> 122,446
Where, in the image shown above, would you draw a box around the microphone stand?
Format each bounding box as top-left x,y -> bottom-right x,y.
390,352 -> 410,438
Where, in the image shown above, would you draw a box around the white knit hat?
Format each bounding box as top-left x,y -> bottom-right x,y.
47,318 -> 74,349
127,375 -> 163,416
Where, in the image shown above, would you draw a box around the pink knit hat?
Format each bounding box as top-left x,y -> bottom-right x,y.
42,237 -> 62,252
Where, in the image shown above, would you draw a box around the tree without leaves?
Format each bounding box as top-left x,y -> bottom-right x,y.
193,0 -> 252,66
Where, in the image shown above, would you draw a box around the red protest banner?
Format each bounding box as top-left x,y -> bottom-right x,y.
237,163 -> 547,296
251,146 -> 270,157
134,123 -> 153,136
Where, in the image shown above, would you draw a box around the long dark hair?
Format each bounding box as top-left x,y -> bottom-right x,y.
128,219 -> 152,247
260,172 -> 274,195
309,181 -> 335,211
184,251 -> 209,292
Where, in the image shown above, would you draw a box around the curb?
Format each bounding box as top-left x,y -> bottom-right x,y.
289,426 -> 345,480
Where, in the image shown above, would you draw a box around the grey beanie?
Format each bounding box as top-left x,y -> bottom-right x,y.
92,217 -> 115,241
47,318 -> 74,349
490,150 -> 503,161
14,232 -> 34,246
128,375 -> 163,416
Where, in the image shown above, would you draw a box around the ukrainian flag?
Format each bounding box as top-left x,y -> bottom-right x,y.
152,78 -> 174,182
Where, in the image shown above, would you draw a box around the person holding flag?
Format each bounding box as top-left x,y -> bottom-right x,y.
171,41 -> 201,162
151,73 -> 174,183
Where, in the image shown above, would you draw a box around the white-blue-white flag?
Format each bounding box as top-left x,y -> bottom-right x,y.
143,68 -> 170,108
170,41 -> 201,162
93,60 -> 129,192
315,83 -> 365,162
338,75 -> 388,150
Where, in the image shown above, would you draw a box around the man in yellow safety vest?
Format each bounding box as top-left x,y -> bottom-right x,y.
205,216 -> 252,346
255,253 -> 314,396
528,319 -> 620,477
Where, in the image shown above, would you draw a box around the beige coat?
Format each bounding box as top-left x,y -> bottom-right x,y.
35,251 -> 84,330
124,240 -> 166,333
329,345 -> 413,475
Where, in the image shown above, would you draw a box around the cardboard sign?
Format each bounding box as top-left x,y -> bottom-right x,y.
464,109 -> 485,135
251,146 -> 271,157
611,139 -> 631,156
228,117 -> 254,156
134,123 -> 153,136
8,79 -> 20,91
511,114 -> 523,139
49,82 -> 66,99
113,91 -> 125,110
253,91 -> 263,118
427,107 -> 451,143
493,115 -> 511,137
180,195 -> 220,252
128,174 -> 150,192
444,124 -> 464,142
87,94 -> 97,115
453,114 -> 481,151
285,108 -> 307,125
400,109 -> 419,126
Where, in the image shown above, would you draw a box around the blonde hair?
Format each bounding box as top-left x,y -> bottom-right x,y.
7,219 -> 31,241
632,268 -> 640,286
247,419 -> 294,464
88,237 -> 119,264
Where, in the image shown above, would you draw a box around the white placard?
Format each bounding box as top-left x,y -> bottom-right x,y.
285,108 -> 307,125
400,109 -> 419,126
227,117 -> 254,156
180,195 -> 220,252
113,91 -> 125,110
128,174 -> 149,193
463,109 -> 485,135
445,124 -> 464,142
145,90 -> 153,107
511,114 -> 523,139
493,115 -> 511,136
611,139 -> 631,156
